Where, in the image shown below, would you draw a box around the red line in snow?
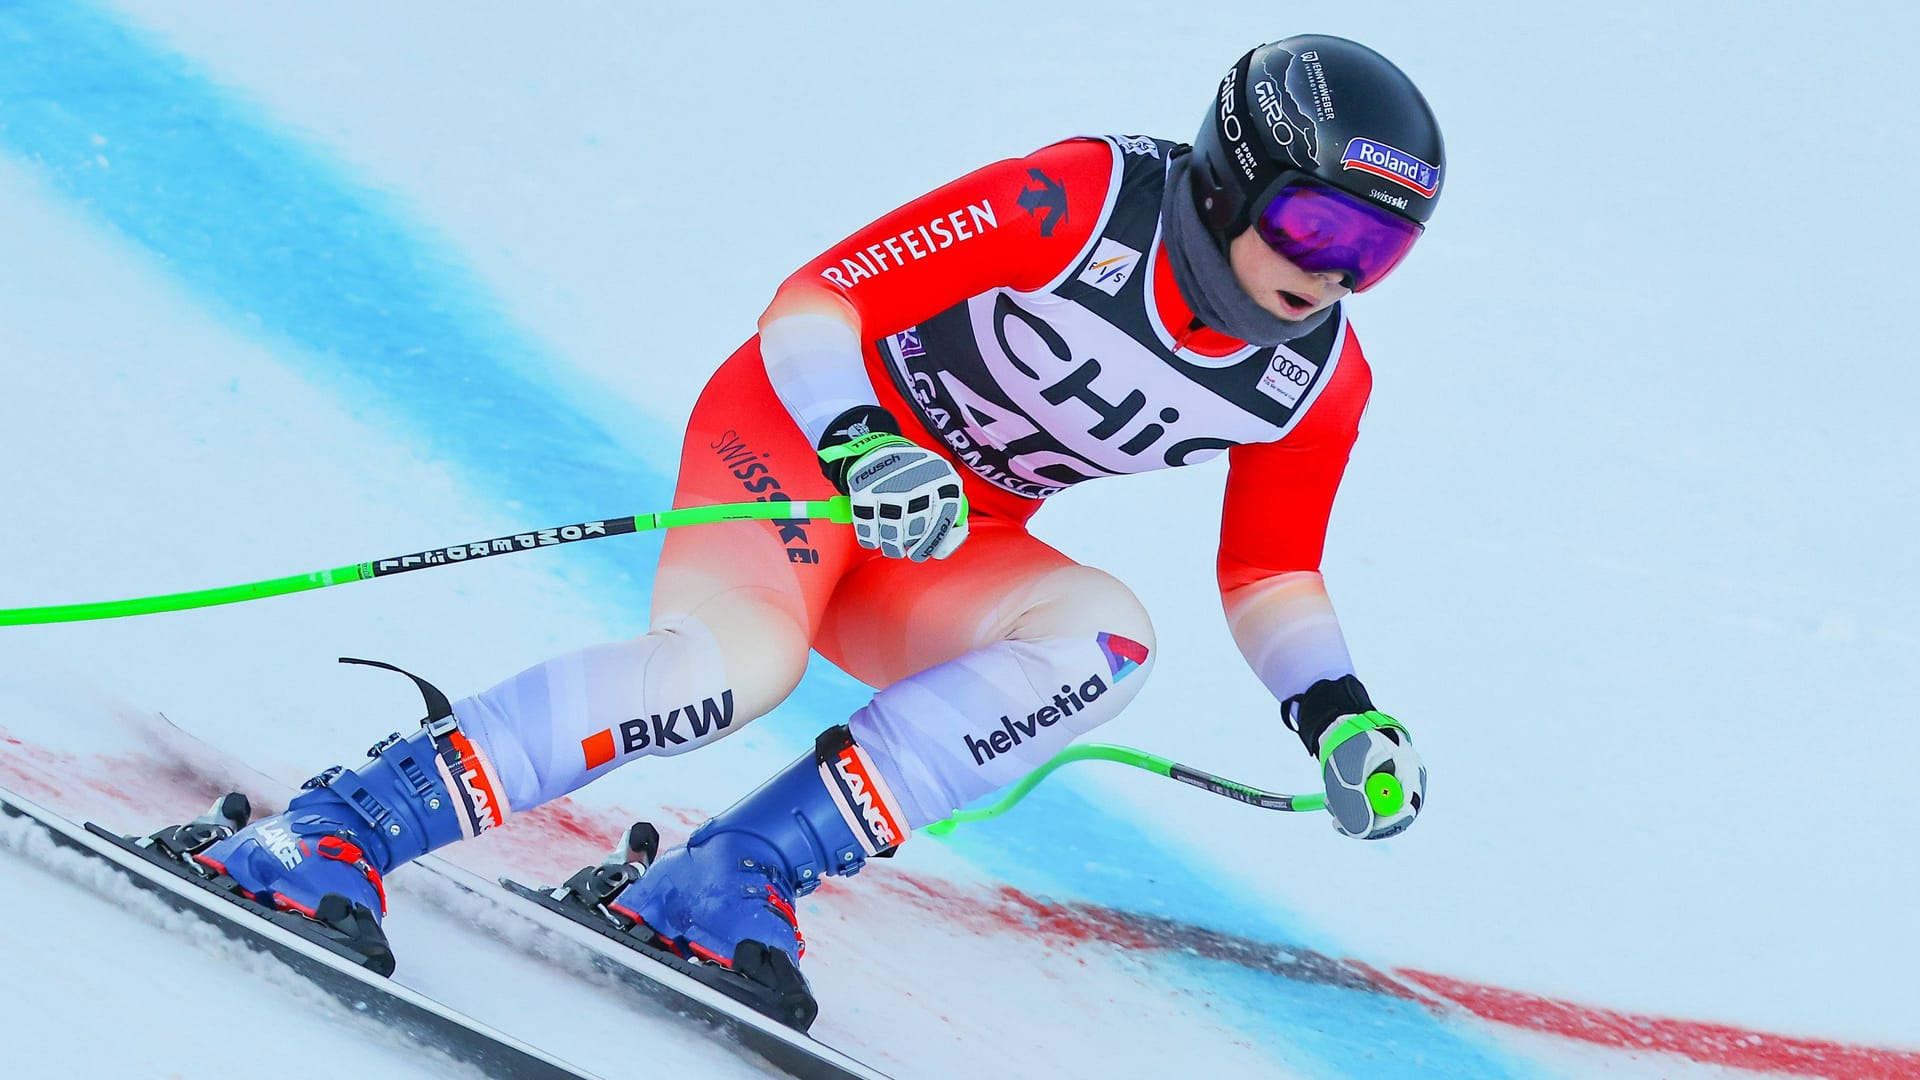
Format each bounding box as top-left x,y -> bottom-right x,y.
10,726 -> 1916,1076
1399,970 -> 1920,1079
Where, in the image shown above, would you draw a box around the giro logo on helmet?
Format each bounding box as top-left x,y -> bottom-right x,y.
1217,64 -> 1242,144
1253,72 -> 1320,165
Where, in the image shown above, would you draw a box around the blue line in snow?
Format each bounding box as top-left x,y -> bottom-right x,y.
0,5 -> 1535,1075
0,0 -> 660,578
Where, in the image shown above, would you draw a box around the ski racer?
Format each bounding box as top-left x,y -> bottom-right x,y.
185,34 -> 1443,996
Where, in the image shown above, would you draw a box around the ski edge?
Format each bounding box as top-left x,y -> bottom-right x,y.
499,879 -> 808,1026
0,783 -> 601,1080
411,853 -> 895,1080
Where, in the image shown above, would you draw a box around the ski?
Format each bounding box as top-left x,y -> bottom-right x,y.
5,707 -> 896,1080
502,879 -> 818,1031
408,852 -> 894,1080
0,783 -> 600,1080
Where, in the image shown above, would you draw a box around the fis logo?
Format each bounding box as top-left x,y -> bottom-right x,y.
893,328 -> 926,360
1077,238 -> 1142,297
1341,137 -> 1440,198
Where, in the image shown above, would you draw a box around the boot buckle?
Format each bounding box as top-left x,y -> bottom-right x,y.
302,765 -> 344,791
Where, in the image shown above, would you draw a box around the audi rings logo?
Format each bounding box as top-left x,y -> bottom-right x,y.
1270,355 -> 1313,387
1255,348 -> 1323,410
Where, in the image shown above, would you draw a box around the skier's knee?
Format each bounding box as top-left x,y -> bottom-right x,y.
1073,625 -> 1155,733
661,586 -> 812,722
1011,564 -> 1156,658
845,626 -> 1156,828
451,610 -> 776,807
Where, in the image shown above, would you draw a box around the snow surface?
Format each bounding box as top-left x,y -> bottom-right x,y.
2,1 -> 1917,1077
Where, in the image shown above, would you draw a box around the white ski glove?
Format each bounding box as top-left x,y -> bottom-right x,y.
1284,675 -> 1426,839
817,406 -> 969,562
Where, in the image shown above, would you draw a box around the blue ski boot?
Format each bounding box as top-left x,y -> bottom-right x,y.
149,660 -> 510,975
566,726 -> 910,1028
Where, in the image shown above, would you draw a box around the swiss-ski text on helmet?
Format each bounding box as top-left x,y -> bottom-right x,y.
1368,189 -> 1410,211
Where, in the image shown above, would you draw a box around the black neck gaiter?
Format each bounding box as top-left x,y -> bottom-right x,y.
1160,151 -> 1331,347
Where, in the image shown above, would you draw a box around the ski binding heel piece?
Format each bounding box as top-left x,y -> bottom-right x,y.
142,792 -> 252,860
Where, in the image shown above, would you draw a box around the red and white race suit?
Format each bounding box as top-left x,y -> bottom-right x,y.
450,137 -> 1371,829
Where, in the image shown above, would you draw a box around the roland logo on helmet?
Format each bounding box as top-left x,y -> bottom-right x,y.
1340,137 -> 1440,199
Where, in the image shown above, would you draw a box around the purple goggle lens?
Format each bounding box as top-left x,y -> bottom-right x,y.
1252,182 -> 1424,293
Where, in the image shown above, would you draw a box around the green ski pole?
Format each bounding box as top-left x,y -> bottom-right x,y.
924,742 -> 1325,835
6,494 -> 1317,834
0,497 -> 852,626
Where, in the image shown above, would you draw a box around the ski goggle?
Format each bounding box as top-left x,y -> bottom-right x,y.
1251,178 -> 1424,293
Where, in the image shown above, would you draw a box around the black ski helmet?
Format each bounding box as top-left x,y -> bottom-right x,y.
1192,35 -> 1445,240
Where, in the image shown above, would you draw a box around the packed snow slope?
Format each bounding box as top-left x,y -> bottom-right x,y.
3,1 -> 1917,1077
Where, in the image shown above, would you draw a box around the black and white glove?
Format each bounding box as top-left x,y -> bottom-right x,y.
817,406 -> 969,562
1283,675 -> 1426,840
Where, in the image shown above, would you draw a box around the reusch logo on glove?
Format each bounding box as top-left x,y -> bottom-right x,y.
920,516 -> 954,557
849,452 -> 903,489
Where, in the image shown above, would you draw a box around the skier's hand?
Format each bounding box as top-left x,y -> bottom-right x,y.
818,406 -> 969,562
1284,676 -> 1426,839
